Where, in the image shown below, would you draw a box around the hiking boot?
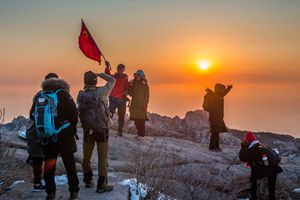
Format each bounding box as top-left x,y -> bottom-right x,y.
69,192 -> 79,200
96,185 -> 113,193
45,192 -> 56,200
33,183 -> 46,192
85,179 -> 94,188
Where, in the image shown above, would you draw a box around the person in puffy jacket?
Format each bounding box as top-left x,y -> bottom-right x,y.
128,70 -> 149,140
239,132 -> 283,200
29,73 -> 79,200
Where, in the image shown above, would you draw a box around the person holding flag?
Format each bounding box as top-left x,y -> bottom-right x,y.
104,61 -> 129,136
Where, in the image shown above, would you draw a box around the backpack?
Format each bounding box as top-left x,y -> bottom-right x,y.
32,89 -> 70,143
203,92 -> 213,112
77,88 -> 110,131
257,144 -> 281,166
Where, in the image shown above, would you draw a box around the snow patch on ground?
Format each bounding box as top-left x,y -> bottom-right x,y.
119,178 -> 175,200
293,188 -> 300,193
7,180 -> 25,189
54,175 -> 68,187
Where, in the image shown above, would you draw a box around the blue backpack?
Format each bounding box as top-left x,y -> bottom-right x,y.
32,89 -> 70,144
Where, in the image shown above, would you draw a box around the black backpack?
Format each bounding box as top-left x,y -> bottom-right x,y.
257,144 -> 281,166
77,88 -> 110,131
203,92 -> 213,112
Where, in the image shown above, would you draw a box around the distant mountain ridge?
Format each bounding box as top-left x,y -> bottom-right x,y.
1,110 -> 299,154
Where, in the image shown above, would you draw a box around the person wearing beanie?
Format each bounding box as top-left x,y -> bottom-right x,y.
239,132 -> 283,200
104,61 -> 129,136
128,69 -> 149,140
29,73 -> 79,200
203,83 -> 232,152
77,71 -> 116,193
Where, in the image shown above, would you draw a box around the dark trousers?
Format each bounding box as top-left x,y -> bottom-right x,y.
109,97 -> 126,131
134,119 -> 145,137
251,175 -> 277,200
43,152 -> 79,194
209,130 -> 220,149
32,157 -> 43,184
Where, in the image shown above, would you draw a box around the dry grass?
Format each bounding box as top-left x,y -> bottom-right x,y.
125,141 -> 233,200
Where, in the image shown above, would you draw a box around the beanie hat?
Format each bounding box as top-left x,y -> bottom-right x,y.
135,70 -> 145,78
45,73 -> 59,80
244,132 -> 256,144
84,71 -> 97,86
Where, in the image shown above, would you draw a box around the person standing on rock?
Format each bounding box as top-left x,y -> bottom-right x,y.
104,61 -> 129,136
239,132 -> 283,200
128,70 -> 149,140
30,73 -> 79,200
203,83 -> 232,152
77,71 -> 115,193
26,114 -> 45,192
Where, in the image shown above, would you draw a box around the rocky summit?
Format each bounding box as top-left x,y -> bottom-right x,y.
1,110 -> 300,199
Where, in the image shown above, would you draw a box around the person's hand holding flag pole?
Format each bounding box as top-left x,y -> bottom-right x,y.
78,19 -> 107,65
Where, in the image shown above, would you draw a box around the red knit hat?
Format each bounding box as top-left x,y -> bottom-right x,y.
244,132 -> 256,144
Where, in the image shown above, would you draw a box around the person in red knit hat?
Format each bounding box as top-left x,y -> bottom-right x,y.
239,132 -> 283,200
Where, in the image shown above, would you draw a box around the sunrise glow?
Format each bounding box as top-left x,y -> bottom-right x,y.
197,60 -> 210,70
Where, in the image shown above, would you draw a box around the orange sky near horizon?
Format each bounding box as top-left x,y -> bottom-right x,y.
0,0 -> 300,136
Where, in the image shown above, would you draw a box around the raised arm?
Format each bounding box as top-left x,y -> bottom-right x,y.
97,73 -> 116,99
104,61 -> 112,75
223,85 -> 233,97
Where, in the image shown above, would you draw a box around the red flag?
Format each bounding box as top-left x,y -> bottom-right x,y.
78,20 -> 102,64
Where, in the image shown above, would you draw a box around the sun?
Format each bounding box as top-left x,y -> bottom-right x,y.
197,60 -> 210,70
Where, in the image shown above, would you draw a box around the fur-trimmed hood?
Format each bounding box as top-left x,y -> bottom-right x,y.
41,78 -> 70,92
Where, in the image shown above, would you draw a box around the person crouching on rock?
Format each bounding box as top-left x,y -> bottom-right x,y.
77,71 -> 115,193
30,73 -> 79,200
128,70 -> 149,140
239,132 -> 283,200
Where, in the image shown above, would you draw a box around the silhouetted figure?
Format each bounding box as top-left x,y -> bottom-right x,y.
239,132 -> 283,200
104,61 -> 129,136
128,70 -> 149,140
203,83 -> 232,151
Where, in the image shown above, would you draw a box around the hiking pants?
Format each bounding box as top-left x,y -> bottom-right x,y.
43,152 -> 79,194
134,119 -> 146,137
32,156 -> 43,184
82,129 -> 109,188
251,175 -> 277,200
209,130 -> 220,149
109,96 -> 126,132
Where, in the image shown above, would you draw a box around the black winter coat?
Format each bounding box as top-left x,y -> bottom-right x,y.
207,90 -> 228,133
30,78 -> 78,154
26,120 -> 43,157
239,142 -> 283,180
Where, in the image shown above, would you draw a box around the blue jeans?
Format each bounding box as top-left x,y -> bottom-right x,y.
109,97 -> 127,132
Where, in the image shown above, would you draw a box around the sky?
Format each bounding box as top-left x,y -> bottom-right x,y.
0,0 -> 300,136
